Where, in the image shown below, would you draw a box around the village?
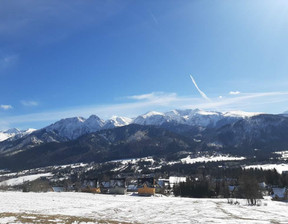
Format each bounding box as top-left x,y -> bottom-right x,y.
1,165 -> 287,203
1,161 -> 288,223
47,175 -> 288,203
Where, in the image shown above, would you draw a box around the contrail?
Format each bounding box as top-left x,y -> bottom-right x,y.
190,75 -> 210,101
149,10 -> 159,25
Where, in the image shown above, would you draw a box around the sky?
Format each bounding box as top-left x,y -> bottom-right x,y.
1,0 -> 288,130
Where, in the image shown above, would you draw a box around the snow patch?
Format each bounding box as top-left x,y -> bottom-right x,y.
197,110 -> 218,116
244,164 -> 288,174
169,176 -> 187,188
274,151 -> 288,160
0,128 -> 37,142
0,173 -> 53,186
223,111 -> 261,118
181,155 -> 246,164
0,217 -> 17,224
142,111 -> 165,118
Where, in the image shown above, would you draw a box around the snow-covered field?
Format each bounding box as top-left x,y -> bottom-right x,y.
244,164 -> 288,174
0,192 -> 287,224
0,173 -> 52,187
181,155 -> 245,164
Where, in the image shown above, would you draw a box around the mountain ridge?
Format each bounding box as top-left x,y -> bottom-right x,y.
0,128 -> 36,142
0,109 -> 268,155
1,108 -> 288,170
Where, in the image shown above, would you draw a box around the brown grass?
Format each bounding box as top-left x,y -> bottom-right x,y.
0,212 -> 133,224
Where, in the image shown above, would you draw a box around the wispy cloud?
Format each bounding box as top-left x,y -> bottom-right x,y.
229,91 -> 241,95
127,92 -> 176,101
21,100 -> 39,107
127,93 -> 156,100
1,92 -> 190,128
2,91 -> 288,130
0,105 -> 13,110
190,75 -> 210,101
185,91 -> 288,112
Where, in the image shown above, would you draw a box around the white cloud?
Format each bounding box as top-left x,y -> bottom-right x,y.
190,75 -> 210,101
21,100 -> 38,107
229,91 -> 241,95
127,92 -> 176,101
1,92 -> 192,128
127,93 -> 157,100
2,91 -> 288,130
0,105 -> 13,110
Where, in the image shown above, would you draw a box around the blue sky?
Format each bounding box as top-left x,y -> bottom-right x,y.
1,0 -> 288,130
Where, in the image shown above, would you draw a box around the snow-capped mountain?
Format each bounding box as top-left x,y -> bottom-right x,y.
0,128 -> 36,142
0,115 -> 132,154
1,109 -> 260,143
103,116 -> 133,129
45,115 -> 105,140
133,111 -> 167,125
0,129 -> 20,142
45,115 -> 133,140
133,109 -> 260,128
0,108 -> 267,156
1,108 -> 288,169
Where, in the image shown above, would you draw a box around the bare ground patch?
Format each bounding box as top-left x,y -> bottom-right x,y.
0,212 -> 133,224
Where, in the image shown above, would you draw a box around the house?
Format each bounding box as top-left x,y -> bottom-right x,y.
258,182 -> 267,189
127,179 -> 138,192
258,182 -> 269,196
271,188 -> 288,201
108,178 -> 126,195
81,178 -> 101,193
169,176 -> 187,188
156,179 -> 170,194
100,181 -> 110,193
137,177 -> 155,196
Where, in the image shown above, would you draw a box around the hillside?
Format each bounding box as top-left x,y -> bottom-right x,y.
0,125 -> 196,170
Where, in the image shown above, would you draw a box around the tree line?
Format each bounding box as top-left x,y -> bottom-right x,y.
173,168 -> 288,205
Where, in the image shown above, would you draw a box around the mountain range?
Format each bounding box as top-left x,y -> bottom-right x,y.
0,128 -> 36,142
1,109 -> 288,170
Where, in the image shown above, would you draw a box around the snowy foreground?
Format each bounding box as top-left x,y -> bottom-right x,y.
0,192 -> 288,224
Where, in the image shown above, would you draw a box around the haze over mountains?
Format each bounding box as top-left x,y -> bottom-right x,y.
1,108 -> 288,170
